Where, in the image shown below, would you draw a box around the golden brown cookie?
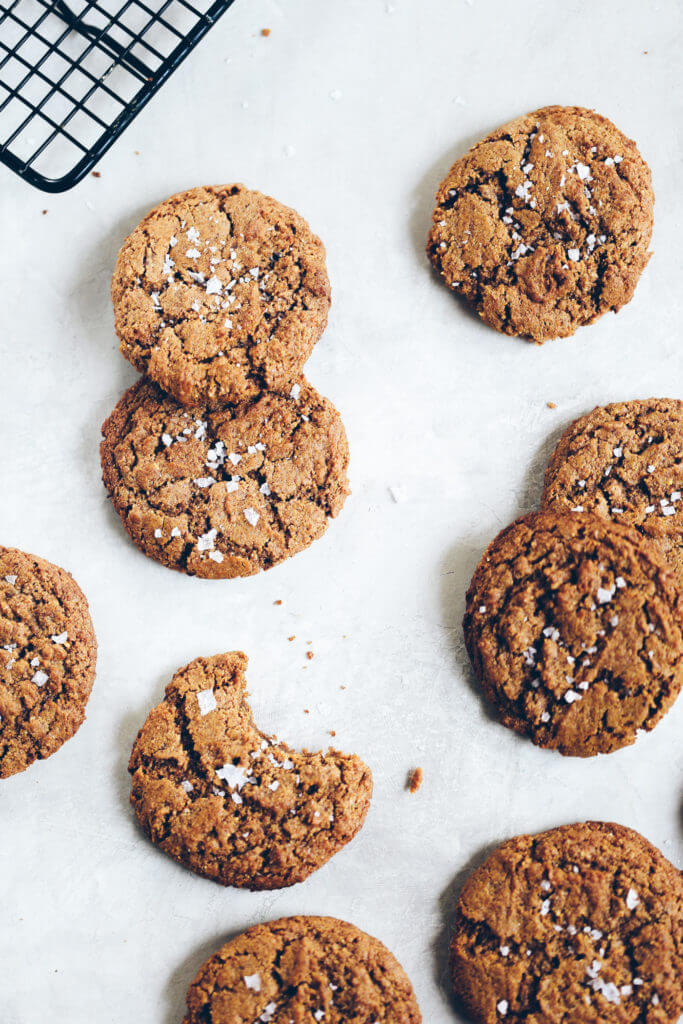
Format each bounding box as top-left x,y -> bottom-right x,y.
542,399 -> 683,587
100,377 -> 349,579
427,106 -> 653,340
129,652 -> 372,889
463,512 -> 683,756
183,916 -> 421,1023
0,547 -> 97,778
450,821 -> 683,1024
111,184 -> 331,408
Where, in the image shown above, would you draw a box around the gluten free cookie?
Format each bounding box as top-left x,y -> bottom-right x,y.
463,512 -> 683,756
100,377 -> 349,579
450,821 -> 683,1024
112,185 -> 330,408
427,106 -> 653,340
183,916 -> 421,1024
542,399 -> 683,586
0,547 -> 97,778
129,652 -> 372,889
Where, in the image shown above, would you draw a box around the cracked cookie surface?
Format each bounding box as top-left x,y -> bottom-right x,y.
427,106 -> 653,340
111,184 -> 330,408
450,821 -> 683,1024
183,915 -> 421,1023
129,653 -> 373,889
463,512 -> 683,756
100,377 -> 349,579
0,547 -> 97,778
542,399 -> 683,587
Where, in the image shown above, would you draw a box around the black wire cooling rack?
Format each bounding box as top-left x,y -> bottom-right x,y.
0,0 -> 236,192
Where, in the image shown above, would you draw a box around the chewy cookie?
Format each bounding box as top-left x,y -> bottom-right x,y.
450,821 -> 683,1024
183,916 -> 421,1023
0,547 -> 97,778
112,185 -> 330,408
542,399 -> 683,586
129,652 -> 372,889
463,512 -> 683,756
427,105 -> 653,340
100,377 -> 349,579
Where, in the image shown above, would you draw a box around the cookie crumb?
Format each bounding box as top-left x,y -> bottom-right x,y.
261,27 -> 270,36
304,708 -> 309,714
91,171 -> 101,178
329,730 -> 336,737
273,599 -> 282,605
306,651 -> 314,660
407,767 -> 423,793
41,209 -> 48,215
288,635 -> 296,642
547,401 -> 557,409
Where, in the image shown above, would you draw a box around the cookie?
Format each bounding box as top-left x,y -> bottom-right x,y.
542,399 -> 683,587
0,547 -> 97,778
450,821 -> 683,1024
427,106 -> 653,341
111,185 -> 330,408
129,652 -> 372,889
100,377 -> 349,579
183,915 -> 421,1024
463,511 -> 683,756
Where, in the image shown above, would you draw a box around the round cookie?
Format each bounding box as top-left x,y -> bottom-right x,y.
111,185 -> 330,408
129,652 -> 373,889
450,821 -> 683,1024
463,511 -> 683,756
183,916 -> 421,1023
0,547 -> 97,778
100,377 -> 349,579
427,105 -> 653,341
542,399 -> 683,587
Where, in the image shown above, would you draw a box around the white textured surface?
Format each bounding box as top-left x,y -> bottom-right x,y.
1,1 -> 682,1021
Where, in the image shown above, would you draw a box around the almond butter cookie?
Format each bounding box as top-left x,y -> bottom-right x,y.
129,652 -> 372,889
100,377 -> 349,578
0,546 -> 97,778
450,821 -> 682,1024
427,106 -> 653,340
183,916 -> 421,1023
463,512 -> 683,756
112,184 -> 330,407
542,398 -> 683,586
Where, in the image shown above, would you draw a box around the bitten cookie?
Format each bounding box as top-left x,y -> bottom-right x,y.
129,653 -> 372,889
100,377 -> 349,579
450,821 -> 683,1024
183,916 -> 421,1024
112,185 -> 330,408
427,105 -> 653,341
0,547 -> 97,778
463,512 -> 683,756
542,399 -> 683,587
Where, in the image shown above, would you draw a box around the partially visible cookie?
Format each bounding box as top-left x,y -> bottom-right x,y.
0,547 -> 97,778
112,184 -> 330,408
542,399 -> 683,586
129,652 -> 372,889
183,916 -> 421,1023
100,377 -> 349,579
463,511 -> 683,756
427,105 -> 653,340
450,821 -> 683,1024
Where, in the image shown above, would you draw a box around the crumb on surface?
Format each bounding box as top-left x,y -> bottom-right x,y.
329,730 -> 336,737
91,171 -> 101,178
407,767 -> 423,793
41,209 -> 48,215
274,599 -> 282,605
261,27 -> 270,36
306,651 -> 314,660
547,401 -> 557,409
304,708 -> 309,714
288,635 -> 296,642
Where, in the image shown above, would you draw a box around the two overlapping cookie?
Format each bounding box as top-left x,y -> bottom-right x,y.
464,398 -> 683,757
102,185 -> 349,578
